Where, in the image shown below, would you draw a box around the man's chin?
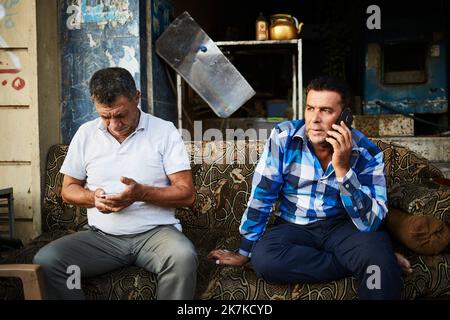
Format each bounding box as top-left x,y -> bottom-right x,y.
309,137 -> 332,148
109,130 -> 130,138
308,136 -> 325,144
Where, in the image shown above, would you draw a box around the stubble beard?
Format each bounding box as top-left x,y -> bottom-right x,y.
306,131 -> 333,150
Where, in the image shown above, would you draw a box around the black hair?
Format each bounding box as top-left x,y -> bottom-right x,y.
305,76 -> 353,109
89,67 -> 137,105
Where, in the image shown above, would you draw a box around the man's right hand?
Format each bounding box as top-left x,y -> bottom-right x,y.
94,188 -> 113,214
207,249 -> 249,266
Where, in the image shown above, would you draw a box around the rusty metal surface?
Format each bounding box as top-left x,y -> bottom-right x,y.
155,12 -> 255,118
353,114 -> 414,137
364,39 -> 448,115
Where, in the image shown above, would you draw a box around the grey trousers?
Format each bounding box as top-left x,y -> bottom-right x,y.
33,225 -> 198,300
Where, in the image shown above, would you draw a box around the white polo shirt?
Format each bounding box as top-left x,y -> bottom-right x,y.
60,109 -> 191,235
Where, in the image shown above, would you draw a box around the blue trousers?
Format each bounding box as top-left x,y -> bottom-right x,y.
251,215 -> 402,299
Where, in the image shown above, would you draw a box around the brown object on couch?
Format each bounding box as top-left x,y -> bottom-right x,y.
386,207 -> 450,255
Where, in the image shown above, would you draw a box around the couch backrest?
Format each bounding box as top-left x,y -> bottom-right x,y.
42,145 -> 88,232
42,140 -> 443,232
372,139 -> 443,187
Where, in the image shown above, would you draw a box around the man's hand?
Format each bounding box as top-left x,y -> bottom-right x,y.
395,252 -> 413,274
325,121 -> 352,178
98,177 -> 143,213
94,188 -> 112,214
208,249 -> 249,266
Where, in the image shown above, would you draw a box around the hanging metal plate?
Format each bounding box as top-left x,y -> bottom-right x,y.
155,12 -> 255,118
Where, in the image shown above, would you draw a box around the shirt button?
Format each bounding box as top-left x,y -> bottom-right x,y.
345,184 -> 350,188
353,206 -> 357,211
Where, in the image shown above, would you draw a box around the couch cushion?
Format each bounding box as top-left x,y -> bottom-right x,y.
83,266 -> 157,300
43,145 -> 87,232
202,265 -> 359,300
202,252 -> 450,300
177,161 -> 257,235
402,253 -> 450,299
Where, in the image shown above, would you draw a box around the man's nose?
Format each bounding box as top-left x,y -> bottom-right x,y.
311,110 -> 321,122
109,118 -> 121,129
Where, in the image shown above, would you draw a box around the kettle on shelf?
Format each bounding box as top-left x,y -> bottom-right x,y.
269,14 -> 304,40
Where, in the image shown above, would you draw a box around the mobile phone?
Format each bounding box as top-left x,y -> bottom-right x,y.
335,108 -> 353,128
326,108 -> 353,144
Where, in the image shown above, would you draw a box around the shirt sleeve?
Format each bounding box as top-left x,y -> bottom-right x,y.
238,128 -> 285,257
162,123 -> 191,175
60,128 -> 87,181
337,150 -> 388,232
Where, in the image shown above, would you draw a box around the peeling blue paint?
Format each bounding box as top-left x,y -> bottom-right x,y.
60,0 -> 144,143
81,0 -> 132,24
150,0 -> 177,123
59,0 -> 183,142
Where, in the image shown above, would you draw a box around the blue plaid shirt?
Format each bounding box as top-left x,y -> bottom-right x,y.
239,120 -> 388,257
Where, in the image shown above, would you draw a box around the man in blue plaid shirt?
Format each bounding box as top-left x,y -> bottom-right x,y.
209,76 -> 410,299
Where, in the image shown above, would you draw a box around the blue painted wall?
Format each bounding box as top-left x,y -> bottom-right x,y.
60,0 -> 145,143
364,30 -> 448,115
60,0 -> 176,143
149,0 -> 177,123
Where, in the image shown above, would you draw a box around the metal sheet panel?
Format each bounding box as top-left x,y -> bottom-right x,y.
156,12 -> 255,118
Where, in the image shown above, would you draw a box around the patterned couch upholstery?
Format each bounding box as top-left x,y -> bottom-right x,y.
1,140 -> 449,300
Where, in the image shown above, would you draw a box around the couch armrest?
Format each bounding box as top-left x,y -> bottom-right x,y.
389,181 -> 450,227
0,264 -> 45,299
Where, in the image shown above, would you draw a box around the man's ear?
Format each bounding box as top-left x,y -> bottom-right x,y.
135,90 -> 141,103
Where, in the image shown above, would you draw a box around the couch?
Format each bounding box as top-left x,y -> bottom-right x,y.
1,139 -> 449,300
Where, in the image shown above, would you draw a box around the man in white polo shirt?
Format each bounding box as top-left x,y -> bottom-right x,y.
33,67 -> 197,300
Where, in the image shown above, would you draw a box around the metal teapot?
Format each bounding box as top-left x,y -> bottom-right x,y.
269,14 -> 304,40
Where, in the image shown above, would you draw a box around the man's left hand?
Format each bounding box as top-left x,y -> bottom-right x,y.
101,176 -> 143,212
325,121 -> 352,178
